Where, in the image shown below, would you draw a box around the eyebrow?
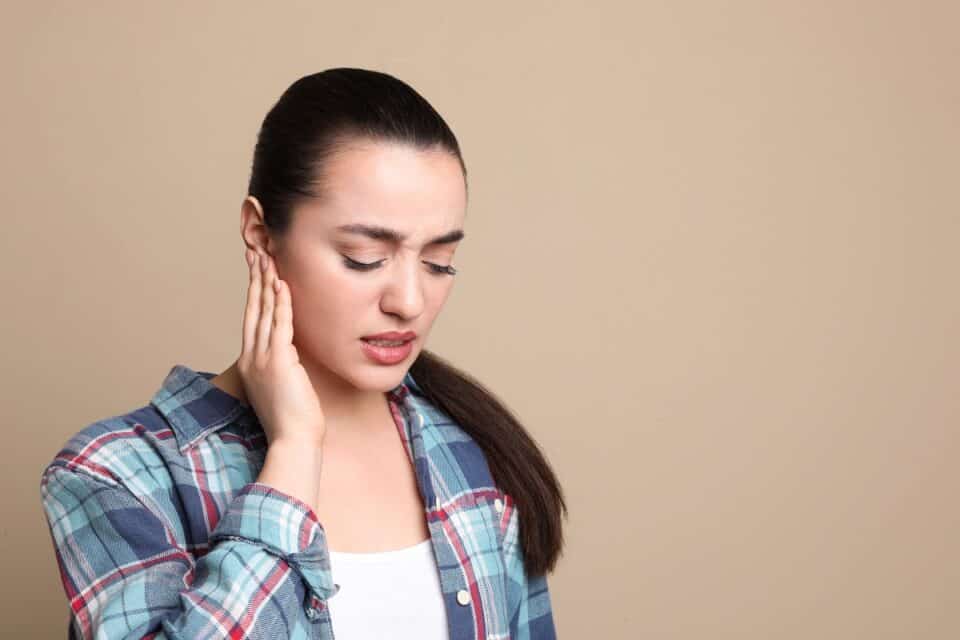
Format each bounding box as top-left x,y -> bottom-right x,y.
335,223 -> 465,247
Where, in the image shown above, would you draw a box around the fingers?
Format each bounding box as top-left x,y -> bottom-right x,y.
271,274 -> 294,349
242,248 -> 262,358
256,249 -> 275,356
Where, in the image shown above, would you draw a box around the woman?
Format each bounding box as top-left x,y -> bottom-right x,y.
40,68 -> 566,639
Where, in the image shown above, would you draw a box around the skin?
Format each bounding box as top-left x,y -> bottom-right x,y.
210,139 -> 467,549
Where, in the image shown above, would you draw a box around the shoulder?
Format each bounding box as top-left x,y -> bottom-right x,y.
40,404 -> 172,487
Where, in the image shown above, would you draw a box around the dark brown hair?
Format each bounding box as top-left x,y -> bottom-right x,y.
248,68 -> 566,576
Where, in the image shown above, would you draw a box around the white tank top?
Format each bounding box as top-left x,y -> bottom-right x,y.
327,538 -> 450,639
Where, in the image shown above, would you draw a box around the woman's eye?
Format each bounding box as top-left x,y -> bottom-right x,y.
342,255 -> 384,271
341,255 -> 457,276
426,261 -> 457,276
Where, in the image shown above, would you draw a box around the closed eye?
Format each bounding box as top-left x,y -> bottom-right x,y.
341,255 -> 457,276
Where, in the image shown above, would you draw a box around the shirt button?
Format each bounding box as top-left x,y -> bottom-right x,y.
456,589 -> 470,606
494,498 -> 503,513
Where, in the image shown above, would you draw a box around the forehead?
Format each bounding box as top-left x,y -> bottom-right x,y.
310,140 -> 466,236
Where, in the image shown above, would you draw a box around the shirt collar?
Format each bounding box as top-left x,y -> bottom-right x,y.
149,363 -> 422,454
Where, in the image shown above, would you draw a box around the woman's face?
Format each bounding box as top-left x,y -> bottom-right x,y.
265,140 -> 467,392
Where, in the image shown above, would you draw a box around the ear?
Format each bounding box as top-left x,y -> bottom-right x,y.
241,195 -> 266,228
240,196 -> 270,254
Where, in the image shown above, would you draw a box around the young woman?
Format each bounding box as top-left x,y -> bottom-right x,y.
40,68 -> 566,640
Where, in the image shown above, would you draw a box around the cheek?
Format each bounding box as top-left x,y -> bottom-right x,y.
287,251 -> 353,297
428,279 -> 455,308
414,282 -> 453,333
285,259 -> 370,338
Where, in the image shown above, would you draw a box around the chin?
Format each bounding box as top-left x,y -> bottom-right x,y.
338,363 -> 411,393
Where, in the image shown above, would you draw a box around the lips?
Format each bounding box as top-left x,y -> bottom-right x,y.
360,335 -> 415,365
361,331 -> 417,342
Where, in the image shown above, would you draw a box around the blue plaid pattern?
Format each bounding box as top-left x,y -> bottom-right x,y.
40,364 -> 557,639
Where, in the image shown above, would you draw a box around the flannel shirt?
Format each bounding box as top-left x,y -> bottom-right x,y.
40,363 -> 557,639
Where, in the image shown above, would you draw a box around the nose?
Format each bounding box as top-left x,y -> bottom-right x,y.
379,256 -> 425,320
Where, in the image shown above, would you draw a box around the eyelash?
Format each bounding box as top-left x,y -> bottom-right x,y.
341,255 -> 458,276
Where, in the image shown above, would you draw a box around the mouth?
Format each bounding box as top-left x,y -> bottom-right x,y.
359,335 -> 416,364
360,331 -> 417,345
360,337 -> 412,347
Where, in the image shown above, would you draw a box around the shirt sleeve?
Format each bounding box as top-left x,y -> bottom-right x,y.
501,493 -> 559,640
40,464 -> 340,640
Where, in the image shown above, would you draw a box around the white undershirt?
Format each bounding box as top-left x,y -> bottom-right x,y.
327,538 -> 450,639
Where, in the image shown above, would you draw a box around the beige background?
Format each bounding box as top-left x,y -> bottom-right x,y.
2,1 -> 957,637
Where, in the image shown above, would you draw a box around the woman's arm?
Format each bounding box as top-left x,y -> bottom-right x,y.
40,461 -> 337,639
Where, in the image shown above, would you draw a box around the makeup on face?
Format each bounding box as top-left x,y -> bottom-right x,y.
332,226 -> 462,277
359,336 -> 415,365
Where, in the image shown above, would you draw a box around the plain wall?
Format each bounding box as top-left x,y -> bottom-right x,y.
2,1 -> 957,637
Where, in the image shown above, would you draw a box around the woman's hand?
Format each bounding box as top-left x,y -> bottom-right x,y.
238,247 -> 327,449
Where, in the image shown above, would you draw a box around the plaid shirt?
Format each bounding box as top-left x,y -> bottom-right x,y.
40,364 -> 557,639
